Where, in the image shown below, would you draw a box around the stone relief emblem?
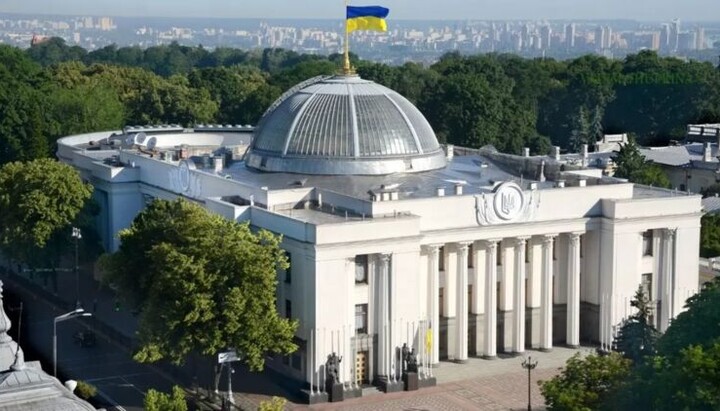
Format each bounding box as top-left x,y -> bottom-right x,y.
169,160 -> 202,197
475,181 -> 540,225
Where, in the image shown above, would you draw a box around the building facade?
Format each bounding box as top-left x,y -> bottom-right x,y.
58,75 -> 701,400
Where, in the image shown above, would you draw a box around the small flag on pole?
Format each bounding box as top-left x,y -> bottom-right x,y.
346,5 -> 390,33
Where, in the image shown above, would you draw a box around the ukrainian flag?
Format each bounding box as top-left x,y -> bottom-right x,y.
346,5 -> 390,33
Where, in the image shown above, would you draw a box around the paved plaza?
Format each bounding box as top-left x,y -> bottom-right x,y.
238,346 -> 589,410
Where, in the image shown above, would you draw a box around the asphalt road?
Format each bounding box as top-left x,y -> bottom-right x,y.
3,275 -> 175,411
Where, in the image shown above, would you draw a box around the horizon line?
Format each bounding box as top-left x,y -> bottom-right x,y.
1,10 -> 714,24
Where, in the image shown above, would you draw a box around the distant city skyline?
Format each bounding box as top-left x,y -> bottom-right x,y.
2,0 -> 720,22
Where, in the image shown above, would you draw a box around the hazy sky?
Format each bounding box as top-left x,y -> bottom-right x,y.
2,0 -> 719,21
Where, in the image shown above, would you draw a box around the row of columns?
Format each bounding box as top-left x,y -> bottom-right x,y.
425,232 -> 583,362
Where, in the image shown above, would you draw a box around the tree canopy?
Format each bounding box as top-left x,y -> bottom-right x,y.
613,286 -> 661,364
540,352 -> 632,411
2,41 -> 719,169
100,199 -> 297,370
613,139 -> 671,187
0,159 -> 92,261
544,277 -> 720,410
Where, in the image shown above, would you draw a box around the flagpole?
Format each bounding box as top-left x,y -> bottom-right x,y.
343,0 -> 351,74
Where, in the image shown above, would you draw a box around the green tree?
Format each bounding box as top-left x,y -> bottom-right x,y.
613,278 -> 720,410
25,37 -> 87,66
589,105 -> 604,145
0,159 -> 92,262
612,139 -> 646,180
658,277 -> 720,356
613,286 -> 661,364
540,352 -> 631,411
700,214 -> 720,258
144,386 -> 188,411
568,106 -> 590,152
46,82 -> 125,138
0,45 -> 53,164
613,140 -> 671,187
101,199 -> 297,370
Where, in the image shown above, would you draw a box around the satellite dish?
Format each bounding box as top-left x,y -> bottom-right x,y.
134,132 -> 147,145
146,137 -> 157,150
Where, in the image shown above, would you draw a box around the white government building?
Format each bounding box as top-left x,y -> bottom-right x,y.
58,74 -> 701,399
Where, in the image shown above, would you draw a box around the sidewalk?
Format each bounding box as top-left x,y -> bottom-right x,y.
0,255 -> 280,411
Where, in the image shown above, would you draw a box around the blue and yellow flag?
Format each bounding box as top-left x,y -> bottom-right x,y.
346,5 -> 390,33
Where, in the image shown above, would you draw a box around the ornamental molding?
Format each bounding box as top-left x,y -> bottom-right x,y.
475,181 -> 540,226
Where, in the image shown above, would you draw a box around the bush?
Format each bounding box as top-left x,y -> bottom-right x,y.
259,396 -> 287,411
144,386 -> 188,411
74,380 -> 97,400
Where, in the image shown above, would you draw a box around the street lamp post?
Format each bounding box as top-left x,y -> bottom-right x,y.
521,355 -> 539,411
53,308 -> 92,377
71,227 -> 82,309
227,364 -> 235,407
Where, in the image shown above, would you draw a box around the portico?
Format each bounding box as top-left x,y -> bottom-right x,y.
426,229 -> 585,360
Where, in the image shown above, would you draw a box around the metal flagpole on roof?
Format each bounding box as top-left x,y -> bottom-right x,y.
343,0 -> 352,74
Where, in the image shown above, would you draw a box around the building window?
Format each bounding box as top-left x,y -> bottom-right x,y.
285,299 -> 292,319
553,240 -> 557,260
355,255 -> 368,284
641,273 -> 653,300
284,251 -> 292,283
497,244 -> 502,266
439,246 -> 445,271
643,231 -> 653,256
580,235 -> 584,258
355,304 -> 368,334
641,273 -> 654,325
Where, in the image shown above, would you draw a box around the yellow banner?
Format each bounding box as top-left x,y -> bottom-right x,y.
346,16 -> 387,33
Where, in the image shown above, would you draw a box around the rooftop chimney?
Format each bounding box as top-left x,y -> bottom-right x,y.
551,146 -> 561,161
213,156 -> 224,173
523,147 -> 530,157
446,144 -> 454,161
703,142 -> 713,162
579,179 -> 587,187
455,184 -> 463,195
437,186 -> 446,197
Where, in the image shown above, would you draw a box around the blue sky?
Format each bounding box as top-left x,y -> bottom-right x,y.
2,0 -> 719,21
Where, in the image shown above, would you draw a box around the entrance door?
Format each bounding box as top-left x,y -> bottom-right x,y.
355,351 -> 369,385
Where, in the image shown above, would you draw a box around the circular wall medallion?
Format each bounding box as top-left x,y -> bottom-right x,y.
179,160 -> 191,192
493,182 -> 525,221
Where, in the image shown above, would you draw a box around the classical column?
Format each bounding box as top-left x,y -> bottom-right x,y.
540,234 -> 556,351
424,244 -> 441,366
456,242 -> 471,362
513,237 -> 529,353
377,253 -> 391,379
484,239 -> 500,358
566,232 -> 582,347
659,229 -> 676,332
